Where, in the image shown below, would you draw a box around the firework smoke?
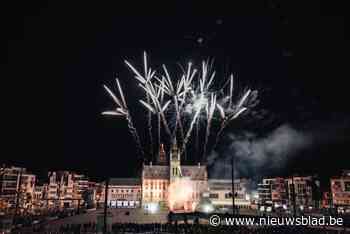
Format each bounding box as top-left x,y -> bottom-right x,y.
208,124 -> 312,180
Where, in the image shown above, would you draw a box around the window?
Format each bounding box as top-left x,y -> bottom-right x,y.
345,182 -> 350,192
209,193 -> 219,199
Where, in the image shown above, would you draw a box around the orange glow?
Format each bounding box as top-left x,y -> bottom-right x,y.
168,177 -> 195,212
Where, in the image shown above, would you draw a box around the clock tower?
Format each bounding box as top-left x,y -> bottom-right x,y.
170,138 -> 181,182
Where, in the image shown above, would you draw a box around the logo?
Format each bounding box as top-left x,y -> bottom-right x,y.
209,215 -> 221,227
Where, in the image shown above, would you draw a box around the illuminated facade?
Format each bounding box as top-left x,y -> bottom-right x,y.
258,176 -> 319,212
72,173 -> 89,203
207,179 -> 251,211
142,141 -> 208,212
286,176 -> 314,209
46,171 -> 74,209
46,171 -> 91,209
0,166 -> 36,211
258,177 -> 288,209
101,178 -> 141,208
330,171 -> 350,213
32,184 -> 46,210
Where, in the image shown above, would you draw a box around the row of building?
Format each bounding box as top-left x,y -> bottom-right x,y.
0,166 -> 99,213
257,171 -> 350,214
1,142 -> 350,214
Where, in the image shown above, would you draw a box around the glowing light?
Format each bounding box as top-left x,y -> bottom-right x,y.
146,202 -> 159,214
203,204 -> 214,213
251,191 -> 259,199
168,178 -> 195,212
102,52 -> 259,160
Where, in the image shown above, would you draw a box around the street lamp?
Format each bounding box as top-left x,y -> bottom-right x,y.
103,178 -> 109,234
231,155 -> 235,215
291,175 -> 297,217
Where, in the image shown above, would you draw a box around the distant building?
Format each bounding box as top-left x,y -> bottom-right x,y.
330,170 -> 350,213
46,171 -> 74,209
257,179 -> 273,209
32,184 -> 46,211
258,176 -> 315,212
270,177 -> 288,208
285,176 -> 314,210
258,178 -> 288,210
207,179 -> 251,211
100,178 -> 141,208
321,191 -> 332,209
72,173 -> 89,207
94,183 -> 104,208
45,171 -> 95,210
0,166 -> 36,211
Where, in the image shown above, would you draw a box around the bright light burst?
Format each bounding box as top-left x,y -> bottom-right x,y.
102,52 -> 258,161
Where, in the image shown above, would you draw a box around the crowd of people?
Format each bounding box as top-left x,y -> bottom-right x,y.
7,211 -> 349,233
10,222 -> 349,233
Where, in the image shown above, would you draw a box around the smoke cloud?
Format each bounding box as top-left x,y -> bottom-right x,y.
208,124 -> 313,180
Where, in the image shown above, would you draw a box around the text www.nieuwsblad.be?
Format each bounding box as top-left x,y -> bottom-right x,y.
209,215 -> 344,227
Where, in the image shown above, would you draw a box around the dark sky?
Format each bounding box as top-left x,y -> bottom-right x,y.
1,2 -> 349,181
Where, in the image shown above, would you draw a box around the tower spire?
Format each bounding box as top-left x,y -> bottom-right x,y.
170,136 -> 181,182
157,143 -> 166,165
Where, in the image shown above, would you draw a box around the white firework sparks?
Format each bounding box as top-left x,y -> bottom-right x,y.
103,79 -> 145,158
102,52 -> 258,161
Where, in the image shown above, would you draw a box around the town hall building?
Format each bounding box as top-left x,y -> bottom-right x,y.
141,140 -> 208,212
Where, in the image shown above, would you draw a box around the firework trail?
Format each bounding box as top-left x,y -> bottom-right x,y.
125,52 -> 155,156
102,79 -> 145,158
177,63 -> 197,160
229,74 -> 234,108
157,81 -> 164,153
180,94 -> 206,155
212,89 -> 252,151
139,80 -> 172,138
162,65 -> 181,137
195,118 -> 200,161
202,93 -> 217,162
102,52 -> 258,162
144,53 -> 154,157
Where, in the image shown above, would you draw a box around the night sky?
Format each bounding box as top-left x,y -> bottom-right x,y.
2,2 -> 349,182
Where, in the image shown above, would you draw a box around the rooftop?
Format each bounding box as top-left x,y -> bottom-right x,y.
108,178 -> 141,186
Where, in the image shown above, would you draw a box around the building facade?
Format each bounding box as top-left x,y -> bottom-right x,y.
142,141 -> 208,212
330,171 -> 350,213
32,184 -> 46,211
207,179 -> 251,212
258,177 -> 288,210
0,166 -> 36,212
258,176 -> 315,212
101,178 -> 141,208
286,176 -> 314,210
257,179 -> 273,210
45,171 -> 92,209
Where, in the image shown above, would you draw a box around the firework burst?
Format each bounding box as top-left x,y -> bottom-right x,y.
102,52 -> 258,161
